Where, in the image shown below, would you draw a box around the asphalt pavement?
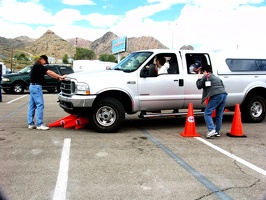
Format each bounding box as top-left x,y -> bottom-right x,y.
0,92 -> 266,200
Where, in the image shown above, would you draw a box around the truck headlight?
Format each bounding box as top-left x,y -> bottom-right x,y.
76,82 -> 90,95
2,77 -> 10,82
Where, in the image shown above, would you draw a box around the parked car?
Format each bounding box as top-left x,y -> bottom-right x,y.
1,64 -> 74,94
6,68 -> 12,74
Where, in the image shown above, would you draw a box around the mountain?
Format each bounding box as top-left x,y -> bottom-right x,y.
0,30 -> 168,61
25,30 -> 76,59
68,31 -> 168,58
0,36 -> 34,59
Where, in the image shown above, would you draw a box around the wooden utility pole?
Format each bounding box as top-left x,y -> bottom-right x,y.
10,47 -> 13,72
75,37 -> 77,60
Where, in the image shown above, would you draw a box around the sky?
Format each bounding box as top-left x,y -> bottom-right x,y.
1,0 -> 266,51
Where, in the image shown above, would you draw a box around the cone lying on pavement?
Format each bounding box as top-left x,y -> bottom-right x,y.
49,115 -> 77,127
74,117 -> 89,129
180,103 -> 201,137
64,117 -> 89,129
226,104 -> 246,137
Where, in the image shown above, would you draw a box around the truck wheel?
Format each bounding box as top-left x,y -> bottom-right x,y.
241,95 -> 266,123
89,97 -> 125,133
11,82 -> 25,94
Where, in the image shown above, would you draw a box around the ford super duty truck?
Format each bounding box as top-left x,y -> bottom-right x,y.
58,49 -> 266,132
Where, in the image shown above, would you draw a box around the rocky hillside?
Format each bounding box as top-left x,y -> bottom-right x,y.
25,30 -> 76,59
0,30 -> 168,62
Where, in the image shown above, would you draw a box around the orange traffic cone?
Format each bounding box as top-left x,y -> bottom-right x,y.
74,117 -> 89,129
63,116 -> 79,129
226,104 -> 246,137
75,125 -> 86,130
180,103 -> 201,137
49,115 -> 77,127
76,117 -> 89,126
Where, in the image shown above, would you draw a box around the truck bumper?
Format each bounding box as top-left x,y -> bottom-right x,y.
1,83 -> 11,89
58,93 -> 96,111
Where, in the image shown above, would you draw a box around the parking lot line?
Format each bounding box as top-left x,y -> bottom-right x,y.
6,94 -> 28,104
140,128 -> 233,200
196,137 -> 266,176
0,102 -> 28,122
53,138 -> 71,200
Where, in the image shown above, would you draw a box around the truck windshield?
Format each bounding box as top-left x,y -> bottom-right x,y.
113,52 -> 153,72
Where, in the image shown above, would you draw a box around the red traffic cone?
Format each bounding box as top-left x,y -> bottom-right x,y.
64,117 -> 78,129
75,125 -> 86,130
180,103 -> 201,137
76,117 -> 89,126
226,104 -> 246,137
74,117 -> 89,129
49,115 -> 76,127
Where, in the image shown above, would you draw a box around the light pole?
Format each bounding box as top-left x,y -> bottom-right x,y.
169,22 -> 178,49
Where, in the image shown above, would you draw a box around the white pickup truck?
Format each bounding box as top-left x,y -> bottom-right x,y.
58,49 -> 266,132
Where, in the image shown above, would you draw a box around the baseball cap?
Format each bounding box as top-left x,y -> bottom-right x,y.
194,60 -> 202,68
40,55 -> 49,64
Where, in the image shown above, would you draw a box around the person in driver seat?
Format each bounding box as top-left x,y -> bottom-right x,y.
156,56 -> 168,74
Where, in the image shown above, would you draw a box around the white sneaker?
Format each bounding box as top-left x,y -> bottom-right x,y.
28,124 -> 36,129
37,124 -> 50,130
206,130 -> 218,138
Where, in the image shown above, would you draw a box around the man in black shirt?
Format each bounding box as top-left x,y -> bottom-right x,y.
27,55 -> 66,130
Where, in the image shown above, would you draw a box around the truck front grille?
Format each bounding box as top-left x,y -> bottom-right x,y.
61,79 -> 75,96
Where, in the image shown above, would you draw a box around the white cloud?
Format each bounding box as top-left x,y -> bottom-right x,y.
176,1 -> 266,50
0,0 -> 266,51
53,9 -> 83,25
83,13 -> 122,28
0,0 -> 53,24
61,0 -> 95,6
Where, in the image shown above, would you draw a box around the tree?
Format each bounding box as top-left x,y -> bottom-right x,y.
63,54 -> 69,64
75,48 -> 96,60
14,53 -> 30,61
99,54 -> 116,62
180,45 -> 194,50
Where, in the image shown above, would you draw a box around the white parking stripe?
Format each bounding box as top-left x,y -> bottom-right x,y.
53,138 -> 71,200
196,137 -> 266,176
6,95 -> 28,104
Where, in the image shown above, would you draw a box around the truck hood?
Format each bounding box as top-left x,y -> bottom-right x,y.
3,72 -> 28,78
66,70 -> 123,82
65,69 -> 136,94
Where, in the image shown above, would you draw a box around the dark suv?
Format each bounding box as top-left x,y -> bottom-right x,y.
1,64 -> 74,94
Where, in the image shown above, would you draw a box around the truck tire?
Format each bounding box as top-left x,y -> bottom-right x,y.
241,95 -> 266,123
89,97 -> 125,133
11,82 -> 25,94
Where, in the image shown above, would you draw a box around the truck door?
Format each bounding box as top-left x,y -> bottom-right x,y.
181,52 -> 212,108
138,53 -> 185,110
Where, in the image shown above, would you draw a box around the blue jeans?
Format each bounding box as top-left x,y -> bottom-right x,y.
27,85 -> 44,126
204,93 -> 227,133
